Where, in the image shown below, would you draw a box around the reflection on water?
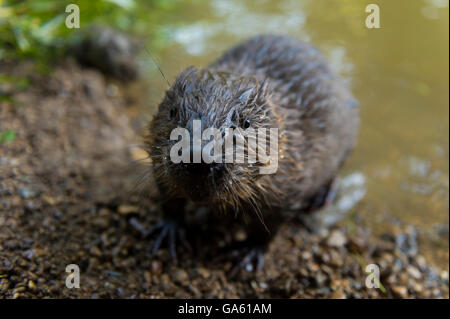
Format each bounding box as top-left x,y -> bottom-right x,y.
137,0 -> 449,267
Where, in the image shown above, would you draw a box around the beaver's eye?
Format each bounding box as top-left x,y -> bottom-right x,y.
169,108 -> 177,119
243,118 -> 251,129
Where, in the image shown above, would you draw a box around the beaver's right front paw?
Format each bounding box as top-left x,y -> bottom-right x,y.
149,219 -> 192,264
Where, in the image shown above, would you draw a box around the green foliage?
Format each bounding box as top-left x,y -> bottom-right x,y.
0,74 -> 30,88
0,0 -> 181,62
0,129 -> 16,143
0,74 -> 29,102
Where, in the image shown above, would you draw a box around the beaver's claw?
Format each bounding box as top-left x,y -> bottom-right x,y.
229,246 -> 265,278
149,220 -> 191,264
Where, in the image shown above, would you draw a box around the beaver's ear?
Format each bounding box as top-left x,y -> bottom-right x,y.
225,107 -> 239,128
238,88 -> 254,105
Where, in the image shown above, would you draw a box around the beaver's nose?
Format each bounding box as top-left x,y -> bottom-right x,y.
210,162 -> 226,174
186,162 -> 209,175
186,162 -> 225,176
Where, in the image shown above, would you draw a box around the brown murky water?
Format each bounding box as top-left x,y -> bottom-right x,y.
136,0 -> 449,268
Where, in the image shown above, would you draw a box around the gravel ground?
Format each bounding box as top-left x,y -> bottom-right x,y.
0,60 -> 448,299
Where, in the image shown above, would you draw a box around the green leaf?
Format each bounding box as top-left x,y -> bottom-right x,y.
104,0 -> 135,10
0,130 -> 17,143
32,13 -> 65,44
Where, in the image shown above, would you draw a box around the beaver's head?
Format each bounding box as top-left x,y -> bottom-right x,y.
147,67 -> 281,212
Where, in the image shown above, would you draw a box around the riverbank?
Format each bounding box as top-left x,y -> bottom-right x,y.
0,59 -> 448,298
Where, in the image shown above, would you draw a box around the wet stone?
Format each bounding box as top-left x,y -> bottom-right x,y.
20,187 -> 36,199
151,260 -> 163,275
172,269 -> 189,285
327,230 -> 347,247
391,285 -> 409,298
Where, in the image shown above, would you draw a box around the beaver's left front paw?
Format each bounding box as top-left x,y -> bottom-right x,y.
229,245 -> 266,278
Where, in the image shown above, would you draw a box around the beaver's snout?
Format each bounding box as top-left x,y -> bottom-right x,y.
174,161 -> 228,203
185,162 -> 226,176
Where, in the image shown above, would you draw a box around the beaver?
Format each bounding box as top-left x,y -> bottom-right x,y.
145,35 -> 359,271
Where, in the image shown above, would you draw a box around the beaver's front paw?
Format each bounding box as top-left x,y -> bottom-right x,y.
229,245 -> 266,278
149,219 -> 192,264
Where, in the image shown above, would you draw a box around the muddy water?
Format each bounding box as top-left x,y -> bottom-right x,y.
136,0 -> 449,267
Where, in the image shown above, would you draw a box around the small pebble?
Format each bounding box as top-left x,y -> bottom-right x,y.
331,289 -> 346,299
20,187 -> 36,199
197,267 -> 210,279
407,266 -> 422,280
173,269 -> 189,285
151,260 -> 162,275
27,280 -> 36,291
118,205 -> 139,215
392,285 -> 408,298
327,230 -> 347,247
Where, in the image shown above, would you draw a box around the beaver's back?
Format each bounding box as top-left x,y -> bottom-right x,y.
211,35 -> 332,107
211,35 -> 359,209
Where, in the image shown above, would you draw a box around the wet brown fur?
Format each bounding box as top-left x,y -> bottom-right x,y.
146,35 -> 359,232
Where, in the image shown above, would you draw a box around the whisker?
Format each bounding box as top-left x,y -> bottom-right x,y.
143,43 -> 171,87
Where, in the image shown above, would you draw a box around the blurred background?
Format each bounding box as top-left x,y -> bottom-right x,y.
1,0 -> 448,271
